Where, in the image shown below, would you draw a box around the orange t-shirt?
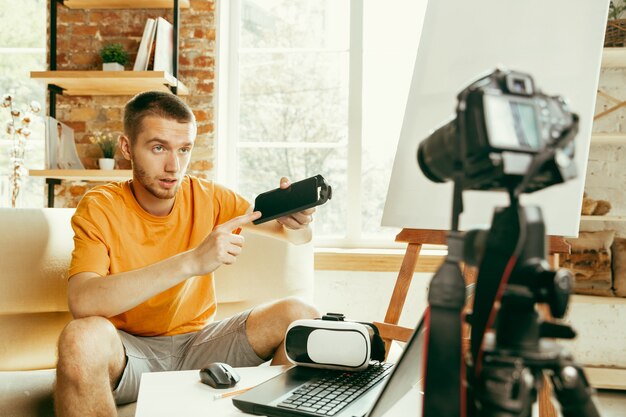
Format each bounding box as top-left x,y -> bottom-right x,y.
69,175 -> 250,336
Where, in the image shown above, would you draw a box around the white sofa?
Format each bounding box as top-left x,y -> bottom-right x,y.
0,208 -> 314,417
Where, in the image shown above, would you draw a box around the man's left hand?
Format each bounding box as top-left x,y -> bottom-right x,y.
276,177 -> 315,230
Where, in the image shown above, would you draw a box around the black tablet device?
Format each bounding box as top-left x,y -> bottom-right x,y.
252,175 -> 332,225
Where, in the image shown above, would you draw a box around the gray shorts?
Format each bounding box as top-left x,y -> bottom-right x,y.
112,309 -> 265,405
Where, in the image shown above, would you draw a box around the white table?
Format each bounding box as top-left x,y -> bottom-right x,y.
135,365 -> 421,417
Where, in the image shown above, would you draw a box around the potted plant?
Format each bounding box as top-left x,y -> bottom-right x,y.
606,0 -> 626,47
90,131 -> 117,170
99,43 -> 128,71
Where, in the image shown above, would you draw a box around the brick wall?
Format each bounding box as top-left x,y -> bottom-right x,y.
49,0 -> 216,207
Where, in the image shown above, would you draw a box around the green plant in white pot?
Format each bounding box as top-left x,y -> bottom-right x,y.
99,43 -> 128,71
91,131 -> 117,170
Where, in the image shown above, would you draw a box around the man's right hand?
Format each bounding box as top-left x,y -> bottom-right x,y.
191,211 -> 262,275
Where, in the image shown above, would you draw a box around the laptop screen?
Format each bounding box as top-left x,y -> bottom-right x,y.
367,314 -> 426,417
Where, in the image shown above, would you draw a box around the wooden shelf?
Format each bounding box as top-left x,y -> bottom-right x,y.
580,215 -> 626,222
591,133 -> 626,144
63,0 -> 190,8
30,71 -> 188,96
601,47 -> 626,68
29,169 -> 132,181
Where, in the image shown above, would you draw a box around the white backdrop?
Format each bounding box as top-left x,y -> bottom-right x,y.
382,0 -> 610,237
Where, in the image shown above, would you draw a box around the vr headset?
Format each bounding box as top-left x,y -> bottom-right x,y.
284,313 -> 386,371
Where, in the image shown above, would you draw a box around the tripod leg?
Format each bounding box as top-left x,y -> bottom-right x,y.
551,363 -> 601,417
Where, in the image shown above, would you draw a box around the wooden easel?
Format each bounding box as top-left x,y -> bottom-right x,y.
373,228 -> 570,417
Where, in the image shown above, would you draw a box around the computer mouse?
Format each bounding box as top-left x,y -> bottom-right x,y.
199,362 -> 240,389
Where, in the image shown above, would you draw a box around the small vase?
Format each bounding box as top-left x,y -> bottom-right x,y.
99,158 -> 115,170
102,62 -> 124,71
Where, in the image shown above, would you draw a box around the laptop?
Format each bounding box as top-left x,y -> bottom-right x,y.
233,316 -> 426,417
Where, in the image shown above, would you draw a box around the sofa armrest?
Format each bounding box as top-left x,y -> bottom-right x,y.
214,228 -> 314,320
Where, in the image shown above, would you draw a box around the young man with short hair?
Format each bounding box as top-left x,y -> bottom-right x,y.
54,91 -> 319,417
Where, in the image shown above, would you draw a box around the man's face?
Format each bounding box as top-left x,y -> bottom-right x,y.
123,116 -> 196,201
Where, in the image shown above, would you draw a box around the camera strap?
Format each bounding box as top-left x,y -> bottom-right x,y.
470,206 -> 522,372
423,233 -> 467,417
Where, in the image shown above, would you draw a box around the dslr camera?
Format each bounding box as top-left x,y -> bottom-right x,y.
417,68 -> 578,194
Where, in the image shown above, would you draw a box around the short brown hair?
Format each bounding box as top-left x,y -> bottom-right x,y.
123,91 -> 196,144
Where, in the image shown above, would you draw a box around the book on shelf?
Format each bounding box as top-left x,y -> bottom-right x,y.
45,117 -> 84,170
133,18 -> 157,71
153,17 -> 174,75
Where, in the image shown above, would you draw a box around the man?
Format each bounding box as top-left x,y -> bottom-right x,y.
54,91 -> 319,417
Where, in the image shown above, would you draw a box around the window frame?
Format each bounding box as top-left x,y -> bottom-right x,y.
216,0 -> 406,250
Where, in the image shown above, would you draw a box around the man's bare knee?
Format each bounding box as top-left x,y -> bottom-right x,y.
247,297 -> 319,344
273,296 -> 319,326
57,316 -> 125,385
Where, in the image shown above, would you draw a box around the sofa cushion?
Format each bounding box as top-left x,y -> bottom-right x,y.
0,369 -> 136,417
214,229 -> 314,319
0,209 -> 75,370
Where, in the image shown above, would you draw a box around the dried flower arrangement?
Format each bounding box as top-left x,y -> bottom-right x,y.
2,94 -> 41,208
90,131 -> 118,159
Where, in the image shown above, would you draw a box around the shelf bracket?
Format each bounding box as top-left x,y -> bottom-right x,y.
45,178 -> 62,208
172,0 -> 180,95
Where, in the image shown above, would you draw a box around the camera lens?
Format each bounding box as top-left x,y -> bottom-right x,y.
417,119 -> 458,183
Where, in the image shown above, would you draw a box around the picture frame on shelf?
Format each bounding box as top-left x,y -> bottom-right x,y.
45,117 -> 84,170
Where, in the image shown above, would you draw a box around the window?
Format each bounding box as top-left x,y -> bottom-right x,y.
0,0 -> 46,207
217,0 -> 424,248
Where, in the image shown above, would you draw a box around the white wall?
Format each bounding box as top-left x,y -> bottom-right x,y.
314,269 -> 626,368
313,270 -> 431,330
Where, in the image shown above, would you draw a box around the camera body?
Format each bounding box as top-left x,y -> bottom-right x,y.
417,69 -> 578,193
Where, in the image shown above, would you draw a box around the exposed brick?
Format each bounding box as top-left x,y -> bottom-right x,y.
196,82 -> 214,94
51,1 -> 217,207
190,159 -> 214,171
179,55 -> 192,66
190,0 -> 214,12
58,10 -> 85,24
69,184 -> 89,197
192,56 -> 215,68
205,28 -> 216,41
196,123 -> 214,135
70,52 -> 98,67
71,107 -> 98,122
117,158 -> 131,170
72,25 -> 99,36
88,11 -> 124,25
193,109 -> 212,122
69,37 -> 95,53
105,108 -> 122,122
64,121 -> 86,133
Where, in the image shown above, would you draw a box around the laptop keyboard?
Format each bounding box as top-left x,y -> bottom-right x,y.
277,363 -> 394,416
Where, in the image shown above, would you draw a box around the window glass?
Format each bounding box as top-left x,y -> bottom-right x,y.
0,0 -> 46,208
224,0 -> 424,246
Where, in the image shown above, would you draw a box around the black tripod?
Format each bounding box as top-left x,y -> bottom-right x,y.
465,191 -> 600,417
422,180 -> 601,417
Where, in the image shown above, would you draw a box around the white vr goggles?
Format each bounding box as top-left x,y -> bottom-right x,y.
284,313 -> 386,371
